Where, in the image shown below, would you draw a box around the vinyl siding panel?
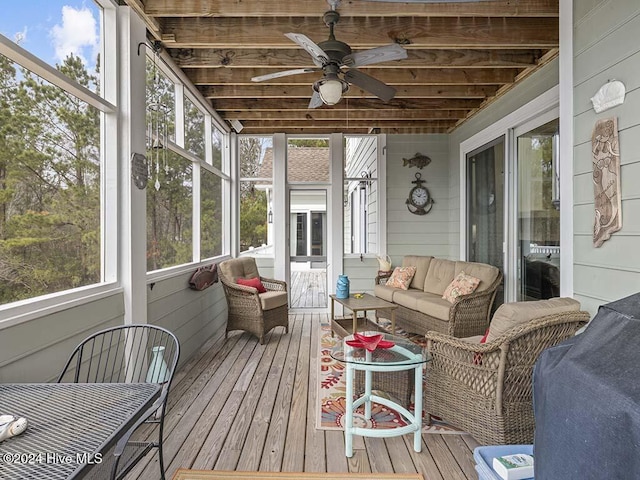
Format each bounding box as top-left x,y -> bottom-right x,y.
572,0 -> 640,314
0,292 -> 125,382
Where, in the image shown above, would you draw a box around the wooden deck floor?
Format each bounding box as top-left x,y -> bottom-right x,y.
127,313 -> 480,480
290,270 -> 327,309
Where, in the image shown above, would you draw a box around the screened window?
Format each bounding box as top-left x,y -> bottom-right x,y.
239,136 -> 272,255
200,168 -> 223,259
344,136 -> 378,255
146,151 -> 193,271
184,96 -> 204,159
0,0 -> 111,307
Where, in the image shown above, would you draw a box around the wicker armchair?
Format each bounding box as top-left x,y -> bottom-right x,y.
218,257 -> 289,344
424,308 -> 589,445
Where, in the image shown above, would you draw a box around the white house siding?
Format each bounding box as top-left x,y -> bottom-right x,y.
0,292 -> 125,382
147,271 -> 227,365
572,0 -> 640,314
385,134 -> 450,264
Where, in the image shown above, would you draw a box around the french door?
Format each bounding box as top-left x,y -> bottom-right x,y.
465,112 -> 560,305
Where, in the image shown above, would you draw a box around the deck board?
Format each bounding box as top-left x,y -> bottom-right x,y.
127,313 -> 478,480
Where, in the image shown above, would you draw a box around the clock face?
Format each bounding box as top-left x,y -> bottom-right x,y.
411,187 -> 429,207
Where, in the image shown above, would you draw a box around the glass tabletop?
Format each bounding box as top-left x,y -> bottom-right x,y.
330,331 -> 429,366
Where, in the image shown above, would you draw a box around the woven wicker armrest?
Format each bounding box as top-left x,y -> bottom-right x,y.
260,277 -> 287,292
375,271 -> 392,285
426,331 -> 498,354
447,270 -> 503,337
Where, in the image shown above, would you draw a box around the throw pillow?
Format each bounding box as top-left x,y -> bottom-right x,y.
385,266 -> 417,290
442,271 -> 481,303
236,276 -> 267,293
473,327 -> 490,365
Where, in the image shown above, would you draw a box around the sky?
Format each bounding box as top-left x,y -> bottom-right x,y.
0,1 -> 100,70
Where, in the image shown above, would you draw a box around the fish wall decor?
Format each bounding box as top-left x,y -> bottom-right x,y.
402,152 -> 431,169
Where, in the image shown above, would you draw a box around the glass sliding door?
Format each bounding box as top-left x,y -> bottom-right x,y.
466,137 -> 505,307
516,118 -> 560,301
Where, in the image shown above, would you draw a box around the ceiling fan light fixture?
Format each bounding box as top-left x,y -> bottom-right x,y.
315,75 -> 349,105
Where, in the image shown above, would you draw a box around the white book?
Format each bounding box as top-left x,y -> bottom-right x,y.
492,453 -> 534,480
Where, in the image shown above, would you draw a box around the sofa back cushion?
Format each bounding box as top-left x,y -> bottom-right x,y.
486,297 -> 581,342
423,258 -> 456,295
402,255 -> 433,290
455,261 -> 500,293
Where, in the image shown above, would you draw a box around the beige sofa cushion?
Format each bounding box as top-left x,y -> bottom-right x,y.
259,290 -> 288,310
374,284 -> 398,302
423,258 -> 456,295
455,261 -> 500,293
486,297 -> 580,342
415,293 -> 452,321
402,255 -> 433,290
393,289 -> 430,311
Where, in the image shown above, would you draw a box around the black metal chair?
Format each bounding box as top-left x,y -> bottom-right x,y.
57,324 -> 180,480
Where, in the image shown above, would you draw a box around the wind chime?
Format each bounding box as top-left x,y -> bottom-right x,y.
147,41 -> 170,191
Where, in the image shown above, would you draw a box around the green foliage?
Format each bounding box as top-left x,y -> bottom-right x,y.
0,53 -> 100,304
240,189 -> 267,252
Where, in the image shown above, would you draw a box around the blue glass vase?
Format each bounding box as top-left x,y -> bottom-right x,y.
336,274 -> 350,299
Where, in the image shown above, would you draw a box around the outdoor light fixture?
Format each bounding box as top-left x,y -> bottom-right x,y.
268,209 -> 273,224
314,73 -> 349,106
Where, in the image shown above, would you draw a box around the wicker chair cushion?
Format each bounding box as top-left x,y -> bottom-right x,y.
486,297 -> 580,342
402,255 -> 433,290
454,261 -> 500,293
259,290 -> 288,310
415,293 -> 452,320
219,257 -> 260,282
423,258 -> 456,295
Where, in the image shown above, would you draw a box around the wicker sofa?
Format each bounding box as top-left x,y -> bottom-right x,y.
425,297 -> 590,445
374,255 -> 502,338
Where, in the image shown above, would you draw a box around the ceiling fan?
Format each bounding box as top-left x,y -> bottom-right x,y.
251,0 -> 408,108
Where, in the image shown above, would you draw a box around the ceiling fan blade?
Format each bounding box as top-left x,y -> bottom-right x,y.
343,44 -> 408,68
285,33 -> 329,67
308,91 -> 324,109
251,68 -> 318,82
344,69 -> 397,102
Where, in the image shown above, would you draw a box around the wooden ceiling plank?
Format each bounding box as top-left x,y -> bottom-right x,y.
142,0 -> 559,18
224,110 -> 466,121
200,84 -> 499,99
210,97 -> 488,110
160,17 -> 559,49
242,119 -> 458,128
169,48 -> 544,69
186,67 -> 519,85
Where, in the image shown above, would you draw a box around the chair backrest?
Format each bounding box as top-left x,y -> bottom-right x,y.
219,256 -> 260,282
57,325 -> 180,387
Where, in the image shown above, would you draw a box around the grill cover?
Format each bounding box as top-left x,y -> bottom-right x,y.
533,293 -> 640,479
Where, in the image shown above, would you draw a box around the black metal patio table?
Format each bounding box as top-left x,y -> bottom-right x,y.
0,382 -> 161,479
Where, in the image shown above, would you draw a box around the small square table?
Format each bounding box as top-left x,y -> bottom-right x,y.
329,293 -> 397,337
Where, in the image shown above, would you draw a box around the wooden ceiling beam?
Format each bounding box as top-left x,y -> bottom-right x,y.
209,97 -> 488,111
159,17 -> 558,49
241,119 -> 458,129
186,67 -> 519,85
169,48 -> 544,69
199,84 -> 499,99
143,0 -> 559,18
224,109 -> 466,121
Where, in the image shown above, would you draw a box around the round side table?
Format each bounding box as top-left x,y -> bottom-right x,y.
330,331 -> 430,457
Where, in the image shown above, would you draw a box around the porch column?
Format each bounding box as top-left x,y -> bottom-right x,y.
118,7 -> 147,325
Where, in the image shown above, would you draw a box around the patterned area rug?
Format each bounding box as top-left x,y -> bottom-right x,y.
316,321 -> 463,434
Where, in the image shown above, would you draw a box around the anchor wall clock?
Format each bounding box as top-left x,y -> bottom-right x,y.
406,172 -> 434,215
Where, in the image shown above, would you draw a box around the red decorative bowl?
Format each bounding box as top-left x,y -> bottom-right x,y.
346,333 -> 394,351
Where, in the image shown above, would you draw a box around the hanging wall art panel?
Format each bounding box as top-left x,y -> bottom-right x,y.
592,117 -> 622,247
